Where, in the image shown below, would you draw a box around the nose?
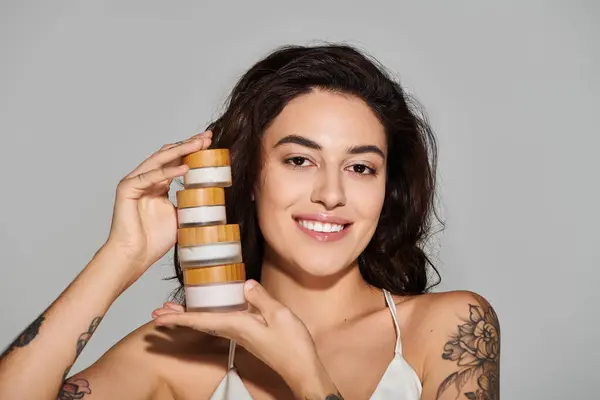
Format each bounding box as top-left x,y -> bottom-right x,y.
310,168 -> 346,210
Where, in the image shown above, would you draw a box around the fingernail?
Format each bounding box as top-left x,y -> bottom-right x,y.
245,280 -> 257,291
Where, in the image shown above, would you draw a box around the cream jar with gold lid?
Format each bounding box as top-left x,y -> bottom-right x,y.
183,263 -> 247,311
182,149 -> 232,188
176,187 -> 226,228
177,224 -> 242,267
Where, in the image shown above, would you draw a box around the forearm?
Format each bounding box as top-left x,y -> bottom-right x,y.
0,245 -> 133,399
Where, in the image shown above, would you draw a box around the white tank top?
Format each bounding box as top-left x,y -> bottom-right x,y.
209,289 -> 422,399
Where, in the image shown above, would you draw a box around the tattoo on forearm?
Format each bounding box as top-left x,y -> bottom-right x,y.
303,394 -> 344,400
74,317 -> 102,360
0,313 -> 45,360
58,378 -> 91,400
437,295 -> 500,400
58,317 -> 102,400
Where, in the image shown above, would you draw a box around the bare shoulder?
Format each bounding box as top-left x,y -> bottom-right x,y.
413,290 -> 499,328
405,290 -> 501,400
64,320 -> 229,399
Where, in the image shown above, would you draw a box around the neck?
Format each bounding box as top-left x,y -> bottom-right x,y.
259,257 -> 384,336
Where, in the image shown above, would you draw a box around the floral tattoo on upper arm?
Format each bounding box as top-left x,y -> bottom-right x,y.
437,296 -> 500,400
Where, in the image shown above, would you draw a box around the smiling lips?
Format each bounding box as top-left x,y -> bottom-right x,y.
294,213 -> 352,242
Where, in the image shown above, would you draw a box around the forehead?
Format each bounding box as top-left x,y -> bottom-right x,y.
263,90 -> 387,152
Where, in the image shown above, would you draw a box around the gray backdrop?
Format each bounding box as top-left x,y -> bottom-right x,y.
1,1 -> 598,399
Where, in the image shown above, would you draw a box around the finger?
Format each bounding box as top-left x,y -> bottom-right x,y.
154,131 -> 213,191
197,130 -> 213,139
160,131 -> 212,150
151,303 -> 185,316
151,308 -> 178,318
243,280 -> 287,324
137,133 -> 203,171
128,138 -> 209,178
154,311 -> 263,340
160,131 -> 213,152
156,130 -> 213,159
126,132 -> 212,178
133,165 -> 189,191
153,179 -> 171,197
164,302 -> 185,312
149,178 -> 177,199
118,164 -> 189,198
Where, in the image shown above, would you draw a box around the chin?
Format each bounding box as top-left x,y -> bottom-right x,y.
291,255 -> 353,278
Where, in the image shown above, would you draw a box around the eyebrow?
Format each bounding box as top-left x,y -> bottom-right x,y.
274,134 -> 386,160
347,144 -> 386,160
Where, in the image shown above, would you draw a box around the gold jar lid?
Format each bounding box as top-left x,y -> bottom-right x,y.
178,224 -> 240,246
183,263 -> 245,285
183,149 -> 230,169
176,187 -> 225,208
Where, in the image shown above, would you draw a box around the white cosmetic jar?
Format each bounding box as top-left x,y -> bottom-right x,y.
183,263 -> 247,312
177,224 -> 242,267
182,148 -> 232,188
176,187 -> 227,228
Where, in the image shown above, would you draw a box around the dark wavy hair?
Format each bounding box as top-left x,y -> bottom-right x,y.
169,43 -> 443,304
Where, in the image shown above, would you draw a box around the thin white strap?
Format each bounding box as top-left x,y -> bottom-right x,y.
228,340 -> 236,370
383,289 -> 402,354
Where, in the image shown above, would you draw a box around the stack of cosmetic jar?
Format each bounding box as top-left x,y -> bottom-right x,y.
176,149 -> 246,312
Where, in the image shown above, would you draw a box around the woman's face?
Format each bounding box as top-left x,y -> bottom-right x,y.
255,90 -> 387,278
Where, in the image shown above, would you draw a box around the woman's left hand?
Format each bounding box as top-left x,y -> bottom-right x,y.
151,280 -> 341,398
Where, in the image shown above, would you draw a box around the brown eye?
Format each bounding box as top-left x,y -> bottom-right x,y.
290,157 -> 306,166
353,164 -> 367,174
284,156 -> 312,168
350,164 -> 376,175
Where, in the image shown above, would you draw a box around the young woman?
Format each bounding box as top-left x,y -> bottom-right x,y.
0,44 -> 500,400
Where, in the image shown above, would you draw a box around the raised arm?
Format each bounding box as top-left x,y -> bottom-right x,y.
0,132 -> 212,400
0,247 -> 155,400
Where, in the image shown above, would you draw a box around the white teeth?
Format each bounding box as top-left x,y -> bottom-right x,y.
298,220 -> 345,233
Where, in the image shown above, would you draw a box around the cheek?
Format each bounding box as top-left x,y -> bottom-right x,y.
254,164 -> 303,227
350,179 -> 386,222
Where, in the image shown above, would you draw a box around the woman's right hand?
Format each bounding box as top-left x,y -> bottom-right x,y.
103,130 -> 212,288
